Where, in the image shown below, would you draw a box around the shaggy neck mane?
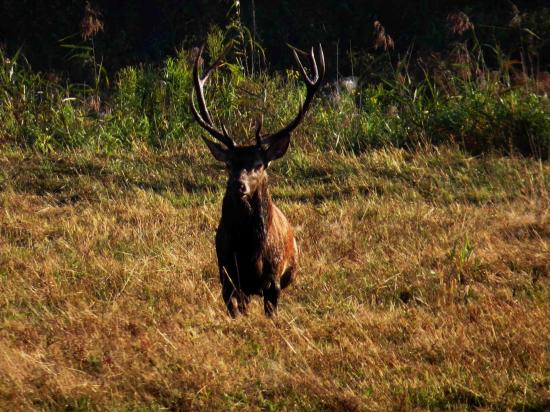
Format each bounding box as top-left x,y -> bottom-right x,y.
224,177 -> 272,246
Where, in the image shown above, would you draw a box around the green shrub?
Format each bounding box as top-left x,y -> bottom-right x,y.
1,45 -> 549,158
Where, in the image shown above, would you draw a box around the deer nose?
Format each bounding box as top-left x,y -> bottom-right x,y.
237,182 -> 247,195
229,178 -> 249,197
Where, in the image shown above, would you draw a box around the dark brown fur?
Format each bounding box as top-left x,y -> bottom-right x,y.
216,168 -> 297,317
189,44 -> 324,317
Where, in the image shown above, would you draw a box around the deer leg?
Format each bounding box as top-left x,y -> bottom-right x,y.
280,266 -> 295,290
221,283 -> 239,318
220,264 -> 240,318
237,292 -> 250,315
263,281 -> 281,317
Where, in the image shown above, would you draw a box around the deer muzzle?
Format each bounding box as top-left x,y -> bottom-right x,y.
229,178 -> 250,198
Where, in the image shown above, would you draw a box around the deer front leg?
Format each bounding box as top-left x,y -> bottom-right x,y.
263,281 -> 281,317
219,262 -> 240,318
221,281 -> 239,318
237,293 -> 250,315
222,282 -> 249,317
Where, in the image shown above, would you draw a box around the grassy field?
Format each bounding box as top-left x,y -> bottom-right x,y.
1,141 -> 549,411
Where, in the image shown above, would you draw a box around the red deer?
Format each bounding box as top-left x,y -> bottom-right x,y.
190,45 -> 325,317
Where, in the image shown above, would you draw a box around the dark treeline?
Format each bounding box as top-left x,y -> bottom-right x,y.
1,0 -> 549,81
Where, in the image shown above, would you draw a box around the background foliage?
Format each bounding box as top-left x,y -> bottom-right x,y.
1,1 -> 549,79
0,1 -> 549,157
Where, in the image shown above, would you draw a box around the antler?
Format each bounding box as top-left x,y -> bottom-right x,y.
255,115 -> 263,147
190,45 -> 235,148
260,44 -> 325,146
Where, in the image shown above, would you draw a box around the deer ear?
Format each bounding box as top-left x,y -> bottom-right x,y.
265,134 -> 291,162
202,136 -> 228,162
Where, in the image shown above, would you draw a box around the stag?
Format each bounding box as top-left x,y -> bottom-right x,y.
190,45 -> 325,317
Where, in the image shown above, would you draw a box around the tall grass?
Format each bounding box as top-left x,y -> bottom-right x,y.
1,144 -> 549,411
1,37 -> 549,157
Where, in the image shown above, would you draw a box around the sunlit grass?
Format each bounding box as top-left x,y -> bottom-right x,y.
1,144 -> 549,410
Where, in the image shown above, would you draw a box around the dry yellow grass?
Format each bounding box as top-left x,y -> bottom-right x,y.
0,144 -> 549,411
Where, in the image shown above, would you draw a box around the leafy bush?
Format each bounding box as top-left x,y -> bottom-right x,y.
1,43 -> 549,158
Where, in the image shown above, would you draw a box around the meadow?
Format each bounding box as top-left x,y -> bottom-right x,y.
1,33 -> 550,410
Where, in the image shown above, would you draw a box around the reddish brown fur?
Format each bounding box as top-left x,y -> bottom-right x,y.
190,44 -> 323,317
215,161 -> 297,317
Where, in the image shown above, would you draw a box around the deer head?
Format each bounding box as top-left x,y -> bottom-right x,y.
190,44 -> 325,201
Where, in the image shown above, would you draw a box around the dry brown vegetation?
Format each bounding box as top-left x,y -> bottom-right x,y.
1,143 -> 549,411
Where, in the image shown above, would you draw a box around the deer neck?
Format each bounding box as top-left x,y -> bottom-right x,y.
223,178 -> 272,242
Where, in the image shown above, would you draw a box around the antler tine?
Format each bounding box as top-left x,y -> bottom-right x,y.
291,46 -> 320,85
318,44 -> 326,80
292,49 -> 310,83
221,123 -> 230,138
192,45 -> 212,124
190,45 -> 235,148
201,44 -> 233,83
255,115 -> 264,147
261,44 -> 325,146
307,47 -> 319,83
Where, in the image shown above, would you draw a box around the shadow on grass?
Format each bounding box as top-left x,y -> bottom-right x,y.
0,152 -> 221,204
